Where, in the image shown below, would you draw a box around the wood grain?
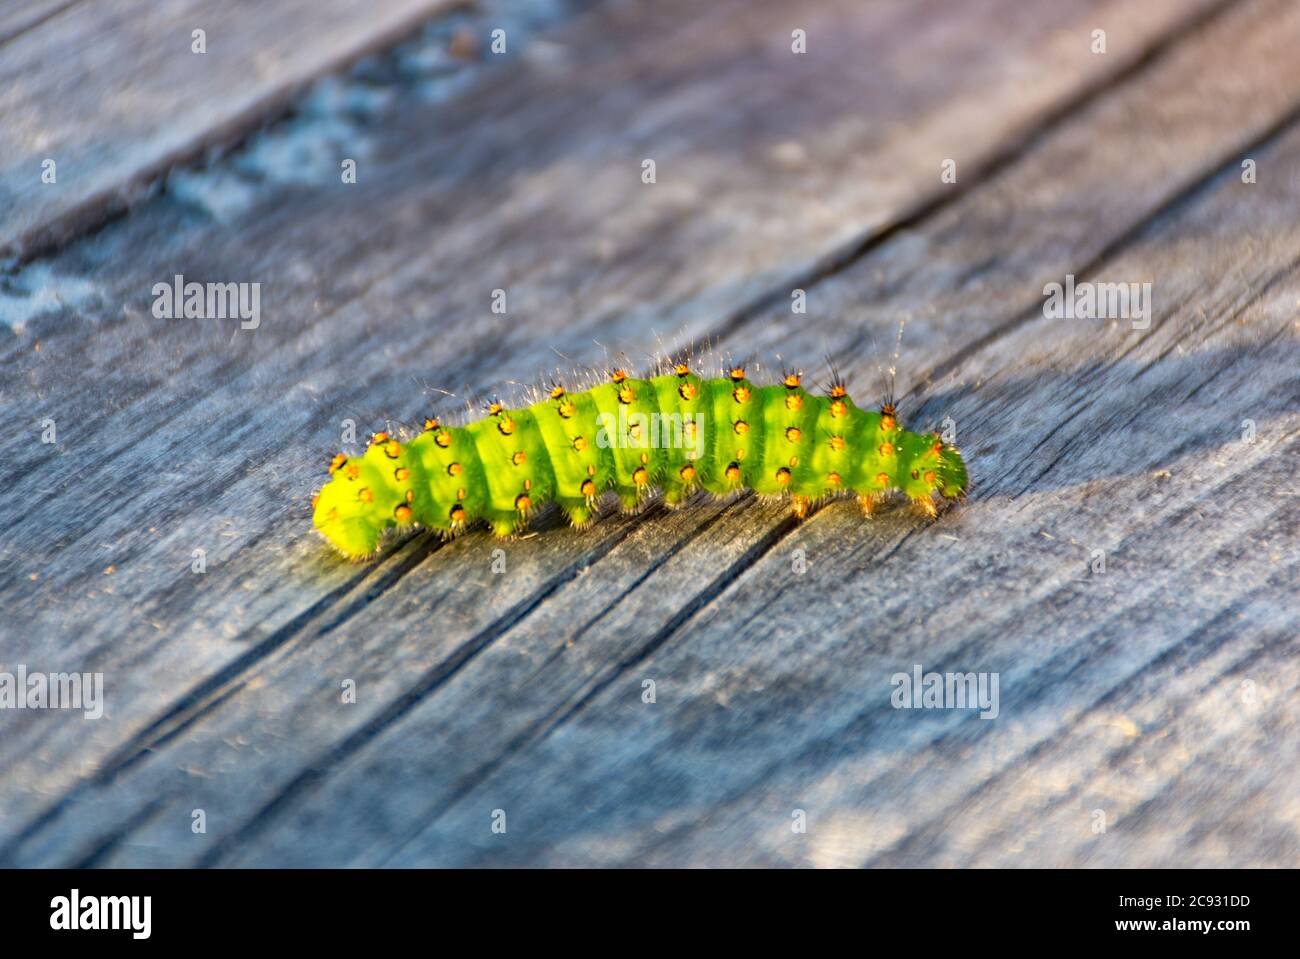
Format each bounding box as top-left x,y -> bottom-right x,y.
2,0 -> 1296,867
216,0 -> 1300,868
0,1 -> 82,46
0,0 -> 458,261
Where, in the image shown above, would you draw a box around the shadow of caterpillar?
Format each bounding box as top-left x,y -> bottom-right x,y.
312,364 -> 968,560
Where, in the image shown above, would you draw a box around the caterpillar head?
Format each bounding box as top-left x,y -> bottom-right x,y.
312,453 -> 389,559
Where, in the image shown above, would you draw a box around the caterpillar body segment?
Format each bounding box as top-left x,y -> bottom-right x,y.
312,367 -> 969,560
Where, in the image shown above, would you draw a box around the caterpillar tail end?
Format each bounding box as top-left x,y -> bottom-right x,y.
939,444 -> 969,500
898,437 -> 968,520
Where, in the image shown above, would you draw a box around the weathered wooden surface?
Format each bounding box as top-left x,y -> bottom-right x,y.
0,1 -> 80,45
0,0 -> 459,261
1,0 -> 1296,867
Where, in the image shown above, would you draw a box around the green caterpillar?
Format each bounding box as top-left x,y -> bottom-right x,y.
312,363 -> 968,560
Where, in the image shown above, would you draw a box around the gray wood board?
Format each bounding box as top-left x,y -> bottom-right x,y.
0,0 -> 459,261
3,0 -> 1296,867
0,1 -> 83,46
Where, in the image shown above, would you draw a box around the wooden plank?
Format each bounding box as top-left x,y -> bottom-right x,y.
0,0 -> 460,262
199,0 -> 1300,867
4,0 -> 1293,867
0,1 -> 82,45
0,0 -> 1248,857
259,124 -> 1300,866
0,0 -> 1217,851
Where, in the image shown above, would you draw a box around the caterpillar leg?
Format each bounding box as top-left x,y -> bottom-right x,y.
791,494 -> 811,520
563,501 -> 595,528
858,493 -> 883,517
618,482 -> 656,513
661,470 -> 699,508
910,492 -> 939,519
489,509 -> 529,536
